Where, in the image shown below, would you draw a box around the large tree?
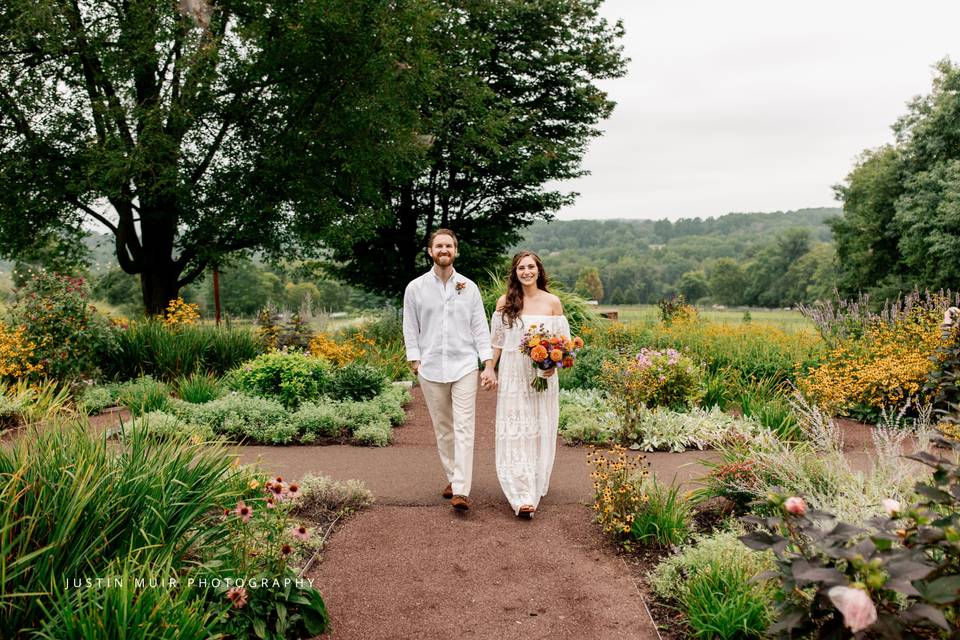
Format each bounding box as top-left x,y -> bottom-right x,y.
832,58 -> 960,297
0,0 -> 430,313
322,0 -> 627,297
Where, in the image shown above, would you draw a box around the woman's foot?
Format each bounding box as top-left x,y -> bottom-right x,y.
518,505 -> 536,519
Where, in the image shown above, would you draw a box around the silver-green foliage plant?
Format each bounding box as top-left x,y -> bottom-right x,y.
558,389 -> 618,444
124,411 -> 215,442
295,474 -> 375,518
624,406 -> 761,453
76,384 -> 117,414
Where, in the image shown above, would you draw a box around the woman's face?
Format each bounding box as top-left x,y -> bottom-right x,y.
515,256 -> 539,286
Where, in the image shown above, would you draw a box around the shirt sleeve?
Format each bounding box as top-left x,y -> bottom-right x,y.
490,311 -> 506,349
471,285 -> 493,362
402,281 -> 421,361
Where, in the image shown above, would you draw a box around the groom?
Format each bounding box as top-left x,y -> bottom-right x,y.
403,228 -> 497,512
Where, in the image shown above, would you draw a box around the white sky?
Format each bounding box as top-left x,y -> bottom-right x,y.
552,0 -> 960,220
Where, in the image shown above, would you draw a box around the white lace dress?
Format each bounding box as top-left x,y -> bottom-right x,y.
490,312 -> 570,514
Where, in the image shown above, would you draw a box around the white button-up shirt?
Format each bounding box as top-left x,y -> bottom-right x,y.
403,267 -> 493,383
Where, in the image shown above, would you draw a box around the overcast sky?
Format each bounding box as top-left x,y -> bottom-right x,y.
552,0 -> 960,221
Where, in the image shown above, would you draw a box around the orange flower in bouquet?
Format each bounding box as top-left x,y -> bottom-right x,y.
519,322 -> 584,391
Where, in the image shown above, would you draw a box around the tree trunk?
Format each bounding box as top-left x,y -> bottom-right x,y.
140,267 -> 181,317
138,206 -> 181,316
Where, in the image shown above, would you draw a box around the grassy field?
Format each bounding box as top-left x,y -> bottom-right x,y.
606,305 -> 814,332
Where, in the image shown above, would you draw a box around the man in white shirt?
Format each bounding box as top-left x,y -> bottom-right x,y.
403,228 -> 498,512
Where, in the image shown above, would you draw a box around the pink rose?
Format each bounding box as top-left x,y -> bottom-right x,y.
882,499 -> 901,517
784,496 -> 806,516
827,586 -> 877,633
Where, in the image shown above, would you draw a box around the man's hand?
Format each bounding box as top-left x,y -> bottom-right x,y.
480,364 -> 498,390
409,360 -> 420,376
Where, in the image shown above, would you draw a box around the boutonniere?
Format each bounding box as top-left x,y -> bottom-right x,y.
455,281 -> 467,295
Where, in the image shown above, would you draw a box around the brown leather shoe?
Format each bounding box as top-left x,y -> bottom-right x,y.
451,495 -> 470,511
442,483 -> 453,499
518,505 -> 536,519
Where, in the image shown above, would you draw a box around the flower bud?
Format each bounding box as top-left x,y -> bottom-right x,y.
784,496 -> 807,516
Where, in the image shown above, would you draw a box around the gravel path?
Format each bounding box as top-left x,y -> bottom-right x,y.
235,387 -> 715,640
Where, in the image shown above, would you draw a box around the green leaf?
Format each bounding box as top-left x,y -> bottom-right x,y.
918,575 -> 960,604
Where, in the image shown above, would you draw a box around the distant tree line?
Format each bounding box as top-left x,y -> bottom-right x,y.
515,209 -> 840,307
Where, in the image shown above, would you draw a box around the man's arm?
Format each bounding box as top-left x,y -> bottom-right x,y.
470,285 -> 496,389
402,282 -> 421,374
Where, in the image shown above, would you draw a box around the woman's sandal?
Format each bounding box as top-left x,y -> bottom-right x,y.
518,505 -> 536,519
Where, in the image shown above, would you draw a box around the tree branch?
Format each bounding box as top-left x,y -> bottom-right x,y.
70,199 -> 117,234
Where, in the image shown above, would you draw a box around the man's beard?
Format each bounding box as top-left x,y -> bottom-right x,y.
432,253 -> 453,266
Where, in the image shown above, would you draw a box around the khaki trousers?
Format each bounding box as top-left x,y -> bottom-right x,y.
418,370 -> 478,496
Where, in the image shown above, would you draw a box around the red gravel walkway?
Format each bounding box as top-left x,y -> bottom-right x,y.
235,387 -> 715,640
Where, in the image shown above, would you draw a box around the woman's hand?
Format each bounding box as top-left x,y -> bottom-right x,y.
541,368 -> 555,377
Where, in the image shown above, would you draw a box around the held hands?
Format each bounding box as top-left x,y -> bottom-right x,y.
409,360 -> 420,376
480,365 -> 498,391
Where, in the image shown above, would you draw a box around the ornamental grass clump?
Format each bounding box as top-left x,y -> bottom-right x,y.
650,522 -> 776,636
629,476 -> 692,548
115,375 -> 170,416
0,422 -> 246,636
587,444 -> 649,544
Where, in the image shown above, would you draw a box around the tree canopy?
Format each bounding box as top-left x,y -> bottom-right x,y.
832,58 -> 960,298
321,0 -> 628,297
0,0 -> 429,313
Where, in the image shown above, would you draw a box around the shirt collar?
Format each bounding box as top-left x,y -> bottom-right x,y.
429,266 -> 458,282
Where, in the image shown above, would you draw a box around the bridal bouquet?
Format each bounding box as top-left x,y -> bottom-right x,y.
519,323 -> 584,391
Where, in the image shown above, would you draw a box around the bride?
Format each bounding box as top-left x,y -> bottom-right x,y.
490,251 -> 569,518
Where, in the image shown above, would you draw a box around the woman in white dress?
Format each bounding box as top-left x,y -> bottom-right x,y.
490,251 -> 569,518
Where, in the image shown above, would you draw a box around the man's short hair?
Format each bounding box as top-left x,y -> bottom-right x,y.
428,228 -> 458,248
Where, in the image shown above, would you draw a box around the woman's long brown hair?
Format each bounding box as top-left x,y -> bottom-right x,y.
500,251 -> 549,328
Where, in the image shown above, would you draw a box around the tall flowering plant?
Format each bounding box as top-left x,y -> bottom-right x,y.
519,323 -> 584,391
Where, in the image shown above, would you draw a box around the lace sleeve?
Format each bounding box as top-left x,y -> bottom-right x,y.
490,311 -> 506,349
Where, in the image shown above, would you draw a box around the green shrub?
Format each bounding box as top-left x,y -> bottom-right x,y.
559,345 -> 616,390
104,320 -> 260,381
175,372 -> 223,404
630,476 -> 692,547
374,384 -> 412,425
558,389 -> 617,444
116,376 -> 170,416
7,271 -> 117,380
226,351 -> 331,408
651,525 -> 774,638
292,401 -> 347,438
353,418 -> 392,446
0,423 -> 244,635
172,393 -> 295,444
330,362 -> 387,401
123,411 -> 216,442
76,384 -> 117,414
